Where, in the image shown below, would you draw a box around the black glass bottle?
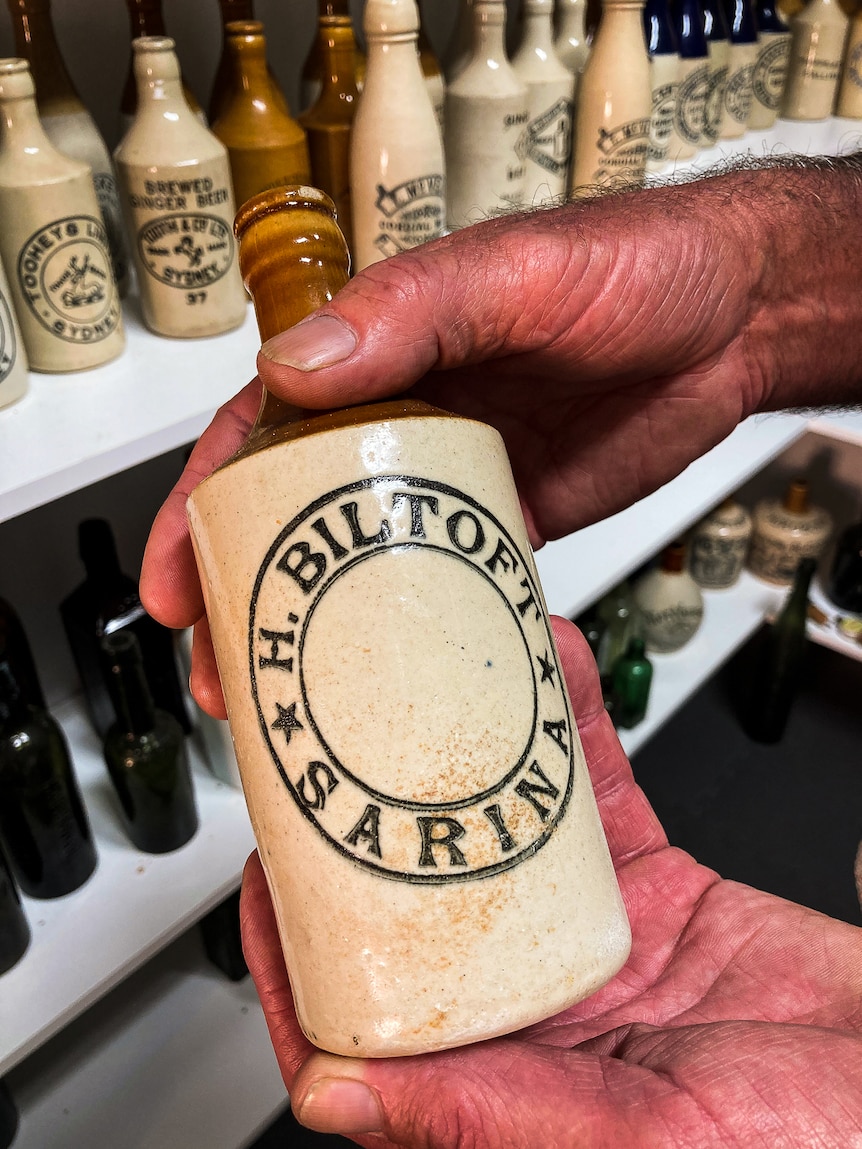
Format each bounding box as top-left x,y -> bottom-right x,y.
0,660 -> 97,899
611,636 -> 654,729
827,519 -> 862,614
0,842 -> 30,976
743,557 -> 816,744
199,889 -> 248,981
700,0 -> 731,142
60,518 -> 191,739
0,1080 -> 18,1149
101,631 -> 198,854
672,0 -> 711,150
644,0 -> 678,53
0,596 -> 44,708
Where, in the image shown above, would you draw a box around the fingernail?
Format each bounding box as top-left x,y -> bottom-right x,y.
295,1077 -> 383,1135
261,314 -> 357,370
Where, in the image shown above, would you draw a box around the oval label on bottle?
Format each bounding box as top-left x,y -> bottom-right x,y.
372,175 -> 445,261
249,476 -> 575,884
724,63 -> 755,124
16,216 -> 121,344
752,38 -> 790,109
136,213 -> 235,290
0,290 -> 17,383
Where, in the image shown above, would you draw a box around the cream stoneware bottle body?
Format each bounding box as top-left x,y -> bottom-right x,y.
781,0 -> 848,120
114,37 -> 247,339
350,0 -> 446,271
0,59 -> 124,373
0,254 -> 28,408
186,187 -> 631,1059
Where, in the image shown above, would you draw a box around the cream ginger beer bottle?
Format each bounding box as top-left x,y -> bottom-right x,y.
836,5 -> 862,117
643,0 -> 682,169
185,184 -> 631,1058
570,0 -> 652,191
748,0 -> 790,128
0,256 -> 28,409
0,59 -> 124,373
720,0 -> 759,136
512,0 -> 575,205
671,0 -> 712,158
8,0 -> 130,296
781,0 -> 849,119
350,0 -> 446,271
114,38 -> 247,338
445,0 -> 528,228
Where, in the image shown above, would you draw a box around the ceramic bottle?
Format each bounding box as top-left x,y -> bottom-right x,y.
633,541 -> 705,653
0,844 -> 29,975
186,185 -> 631,1058
672,0 -> 713,157
835,6 -> 862,117
781,0 -> 848,119
827,514 -> 862,612
351,0 -> 445,270
300,0 -> 366,114
511,0 -> 575,205
114,38 -> 247,339
571,0 -> 652,191
8,0 -> 129,295
747,479 -> 833,585
445,0 -> 527,227
211,21 -> 311,211
298,9 -> 359,252
720,0 -> 759,136
209,0 -> 256,124
0,257 -> 28,409
0,59 -> 124,373
688,495 -> 753,588
555,0 -> 591,82
748,0 -> 791,128
419,3 -> 447,131
121,0 -> 205,134
643,0 -> 682,169
700,0 -> 732,143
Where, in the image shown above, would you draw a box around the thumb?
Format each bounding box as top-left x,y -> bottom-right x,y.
254,209 -> 594,410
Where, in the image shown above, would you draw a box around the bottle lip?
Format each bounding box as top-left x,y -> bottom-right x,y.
0,57 -> 35,100
234,185 -> 339,242
132,35 -> 176,54
224,19 -> 264,37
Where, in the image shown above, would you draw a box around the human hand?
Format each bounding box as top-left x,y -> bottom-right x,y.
241,616 -> 862,1147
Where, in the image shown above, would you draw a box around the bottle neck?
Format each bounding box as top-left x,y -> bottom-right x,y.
521,4 -> 556,49
9,2 -> 82,113
318,0 -> 350,14
127,0 -> 166,38
660,543 -> 686,574
105,646 -> 157,738
559,0 -> 588,39
133,45 -> 193,118
0,660 -> 28,727
474,7 -> 508,58
318,20 -> 360,96
0,87 -> 55,151
79,521 -> 124,586
786,560 -> 816,613
783,481 -> 809,516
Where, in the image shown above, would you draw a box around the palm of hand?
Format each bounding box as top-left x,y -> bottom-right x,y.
242,622 -> 862,1148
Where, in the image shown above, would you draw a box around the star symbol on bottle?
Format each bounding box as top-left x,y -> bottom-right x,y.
271,701 -> 303,745
536,651 -> 557,686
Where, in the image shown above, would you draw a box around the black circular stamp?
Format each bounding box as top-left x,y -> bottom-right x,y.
16,215 -> 120,344
0,288 -> 17,384
136,212 -> 234,290
724,62 -> 755,124
249,476 -> 575,884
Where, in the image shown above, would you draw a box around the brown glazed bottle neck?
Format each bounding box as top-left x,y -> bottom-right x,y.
231,187 -> 442,458
315,19 -> 360,105
220,21 -> 295,127
783,480 -> 809,515
8,0 -> 83,113
660,542 -> 686,574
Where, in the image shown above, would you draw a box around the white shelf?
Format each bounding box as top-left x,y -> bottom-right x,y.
535,412 -> 808,620
0,697 -> 255,1077
7,930 -> 289,1149
0,301 -> 259,525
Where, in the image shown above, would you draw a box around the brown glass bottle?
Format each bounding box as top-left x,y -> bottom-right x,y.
7,0 -> 129,294
298,11 -> 359,251
300,0 -> 366,112
120,0 -> 205,132
185,186 -> 630,1059
211,21 -> 311,210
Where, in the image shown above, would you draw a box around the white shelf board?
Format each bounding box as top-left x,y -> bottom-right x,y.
0,697 -> 256,1077
535,412 -> 808,620
617,571 -> 779,757
7,930 -> 289,1149
0,301 -> 260,525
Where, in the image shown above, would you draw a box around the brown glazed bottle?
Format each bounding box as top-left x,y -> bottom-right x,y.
300,0 -> 366,113
185,187 -> 630,1059
7,0 -> 129,295
120,0 -> 205,133
208,0 -> 288,124
298,12 -> 359,251
211,21 -> 311,210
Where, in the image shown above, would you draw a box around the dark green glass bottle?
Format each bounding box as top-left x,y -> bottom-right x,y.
101,631 -> 198,854
0,1079 -> 18,1149
199,889 -> 248,981
744,556 -> 816,744
60,518 -> 191,739
0,659 -> 97,899
611,636 -> 653,729
0,596 -> 44,708
0,841 -> 30,975
827,518 -> 862,614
